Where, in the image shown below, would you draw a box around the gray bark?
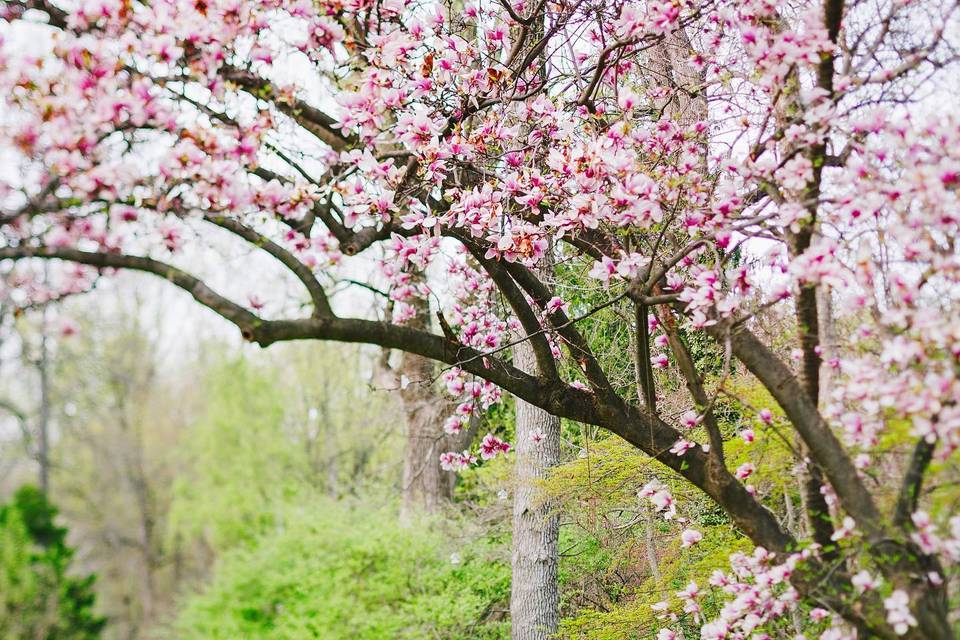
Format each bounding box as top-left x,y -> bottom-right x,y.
37,304 -> 51,495
510,338 -> 560,640
642,505 -> 662,591
817,285 -> 837,405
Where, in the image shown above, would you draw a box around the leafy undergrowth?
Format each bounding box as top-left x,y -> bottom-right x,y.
167,500 -> 510,640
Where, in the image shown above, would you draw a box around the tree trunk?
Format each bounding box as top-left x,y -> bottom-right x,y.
37,304 -> 51,495
817,285 -> 837,405
397,296 -> 474,521
642,504 -> 662,594
399,349 -> 457,518
510,338 -> 560,640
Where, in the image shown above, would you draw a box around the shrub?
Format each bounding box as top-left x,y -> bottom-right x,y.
170,500 -> 510,640
0,486 -> 105,640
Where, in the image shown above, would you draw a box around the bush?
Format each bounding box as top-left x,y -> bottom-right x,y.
169,500 -> 510,640
0,486 -> 105,640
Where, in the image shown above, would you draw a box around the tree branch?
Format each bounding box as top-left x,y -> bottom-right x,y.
454,234 -> 559,381
221,66 -> 357,153
893,438 -> 936,527
0,245 -> 264,336
202,214 -> 332,316
0,241 -> 797,554
0,244 -> 597,422
716,321 -> 883,537
655,304 -> 725,463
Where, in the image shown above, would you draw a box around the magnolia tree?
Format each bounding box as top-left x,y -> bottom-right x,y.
2,0 -> 960,636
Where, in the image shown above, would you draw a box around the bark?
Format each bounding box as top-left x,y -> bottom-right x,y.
505,14 -> 561,632
398,348 -> 458,519
510,338 -> 561,640
910,586 -> 953,640
784,486 -> 804,636
398,296 -> 474,521
642,505 -> 662,594
37,304 -> 51,496
647,28 -> 708,125
787,480 -> 805,536
631,309 -> 663,596
816,286 -> 837,404
719,323 -> 881,535
790,232 -> 841,560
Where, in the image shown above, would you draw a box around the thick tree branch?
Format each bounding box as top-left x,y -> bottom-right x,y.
716,321 -> 882,536
497,256 -> 616,396
0,242 -> 796,554
634,302 -> 657,412
0,244 -> 595,419
479,249 -> 794,552
0,245 -> 264,335
455,234 -> 559,381
893,438 -> 936,527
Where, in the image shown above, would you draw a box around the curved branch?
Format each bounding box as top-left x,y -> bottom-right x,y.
202,214 -> 332,316
454,234 -> 559,381
893,438 -> 936,527
717,321 -> 883,536
498,256 -> 616,395
473,246 -> 793,551
0,245 -> 265,336
0,242 -> 796,554
0,243 -> 592,420
221,66 -> 357,153
655,303 -> 725,462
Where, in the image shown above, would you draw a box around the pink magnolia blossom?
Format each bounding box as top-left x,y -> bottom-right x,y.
479,434 -> 511,460
680,528 -> 703,548
884,590 -> 918,636
851,570 -> 879,593
669,439 -> 695,456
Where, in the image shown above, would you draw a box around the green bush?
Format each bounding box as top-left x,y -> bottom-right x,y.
169,501 -> 510,640
0,486 -> 105,640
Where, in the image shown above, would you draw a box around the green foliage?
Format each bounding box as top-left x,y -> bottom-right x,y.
168,501 -> 510,640
0,486 -> 106,640
718,379 -> 801,505
168,356 -> 297,548
679,328 -> 731,379
543,378 -> 800,639
168,343 -> 400,552
550,260 -> 637,397
163,344 -> 513,639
